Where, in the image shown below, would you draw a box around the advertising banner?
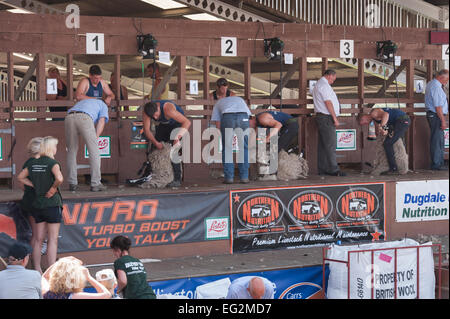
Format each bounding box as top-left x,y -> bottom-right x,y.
395,179 -> 449,222
0,202 -> 32,257
230,183 -> 385,253
149,265 -> 328,299
58,191 -> 230,253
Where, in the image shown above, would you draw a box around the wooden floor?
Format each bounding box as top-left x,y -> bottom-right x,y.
1,168 -> 448,202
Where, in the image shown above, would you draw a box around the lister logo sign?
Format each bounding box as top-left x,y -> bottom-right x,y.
396,180 -> 449,222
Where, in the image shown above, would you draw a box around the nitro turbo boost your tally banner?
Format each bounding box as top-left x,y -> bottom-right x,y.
230,183 -> 385,253
58,191 -> 229,253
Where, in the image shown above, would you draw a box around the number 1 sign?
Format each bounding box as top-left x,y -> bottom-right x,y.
86,33 -> 105,54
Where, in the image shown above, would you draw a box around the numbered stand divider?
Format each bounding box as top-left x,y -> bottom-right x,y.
340,39 -> 354,59
443,44 -> 449,60
221,37 -> 237,57
322,244 -> 443,299
86,33 -> 105,55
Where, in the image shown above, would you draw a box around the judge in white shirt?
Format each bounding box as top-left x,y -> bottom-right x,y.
312,69 -> 346,176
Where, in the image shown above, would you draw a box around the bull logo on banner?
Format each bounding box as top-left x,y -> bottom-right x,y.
336,188 -> 380,221
236,193 -> 285,229
287,190 -> 333,225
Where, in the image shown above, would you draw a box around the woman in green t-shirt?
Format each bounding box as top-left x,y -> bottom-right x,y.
19,137 -> 43,265
17,136 -> 63,274
110,235 -> 156,299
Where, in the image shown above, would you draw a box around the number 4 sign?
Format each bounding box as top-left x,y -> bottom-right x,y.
86,33 -> 105,54
443,44 -> 449,60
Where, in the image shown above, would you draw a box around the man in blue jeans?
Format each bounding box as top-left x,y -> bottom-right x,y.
425,69 -> 449,171
211,96 -> 252,184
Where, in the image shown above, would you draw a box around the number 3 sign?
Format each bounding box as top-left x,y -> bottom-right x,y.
340,39 -> 354,58
221,37 -> 237,57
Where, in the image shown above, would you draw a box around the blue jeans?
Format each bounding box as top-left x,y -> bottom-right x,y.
221,113 -> 249,180
383,116 -> 410,171
427,111 -> 445,169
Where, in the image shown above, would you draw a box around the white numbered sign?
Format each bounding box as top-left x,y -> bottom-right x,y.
86,33 -> 105,54
442,45 -> 449,60
340,39 -> 354,58
189,80 -> 199,95
46,78 -> 58,95
221,37 -> 237,57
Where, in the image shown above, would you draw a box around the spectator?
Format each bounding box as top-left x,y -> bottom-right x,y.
110,236 -> 156,299
146,63 -> 169,100
46,66 -> 68,120
0,241 -> 41,299
75,65 -> 115,106
18,137 -> 43,268
41,256 -> 111,299
210,78 -> 235,101
226,276 -> 274,299
312,69 -> 346,176
359,108 -> 410,175
17,136 -> 63,274
425,69 -> 449,171
211,96 -> 252,184
142,100 -> 191,187
65,99 -> 109,192
109,72 -> 129,112
96,268 -> 121,299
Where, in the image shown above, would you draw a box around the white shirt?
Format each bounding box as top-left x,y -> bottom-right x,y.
312,76 -> 340,116
226,276 -> 275,299
0,265 -> 42,299
211,96 -> 251,122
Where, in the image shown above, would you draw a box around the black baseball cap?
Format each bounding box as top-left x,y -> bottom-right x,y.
8,241 -> 32,260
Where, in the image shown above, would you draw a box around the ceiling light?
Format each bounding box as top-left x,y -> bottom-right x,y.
7,8 -> 33,14
141,0 -> 187,10
183,13 -> 225,21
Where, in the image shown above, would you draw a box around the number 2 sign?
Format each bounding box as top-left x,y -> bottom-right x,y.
86,33 -> 105,54
221,37 -> 237,57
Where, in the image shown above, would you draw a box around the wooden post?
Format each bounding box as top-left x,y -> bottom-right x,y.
203,56 -> 210,112
322,57 -> 328,75
177,56 -> 186,105
358,58 -> 365,108
36,53 -> 46,121
66,54 -> 74,101
244,57 -> 251,104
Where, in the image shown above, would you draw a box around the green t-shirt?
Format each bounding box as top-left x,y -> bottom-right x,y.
25,156 -> 62,209
21,157 -> 37,213
114,255 -> 156,299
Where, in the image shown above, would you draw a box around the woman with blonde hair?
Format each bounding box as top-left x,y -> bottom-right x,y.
17,137 -> 43,267
17,136 -> 63,273
42,256 -> 111,299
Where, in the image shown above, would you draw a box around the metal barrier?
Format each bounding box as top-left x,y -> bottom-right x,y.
322,243 -> 442,299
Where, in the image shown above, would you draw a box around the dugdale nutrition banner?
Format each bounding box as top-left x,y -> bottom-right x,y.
230,183 -> 385,253
395,179 -> 449,222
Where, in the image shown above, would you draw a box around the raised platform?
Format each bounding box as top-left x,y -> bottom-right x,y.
1,168 -> 448,288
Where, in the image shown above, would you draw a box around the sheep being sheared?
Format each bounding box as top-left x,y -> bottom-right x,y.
370,135 -> 409,175
139,142 -> 174,188
277,150 -> 309,181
